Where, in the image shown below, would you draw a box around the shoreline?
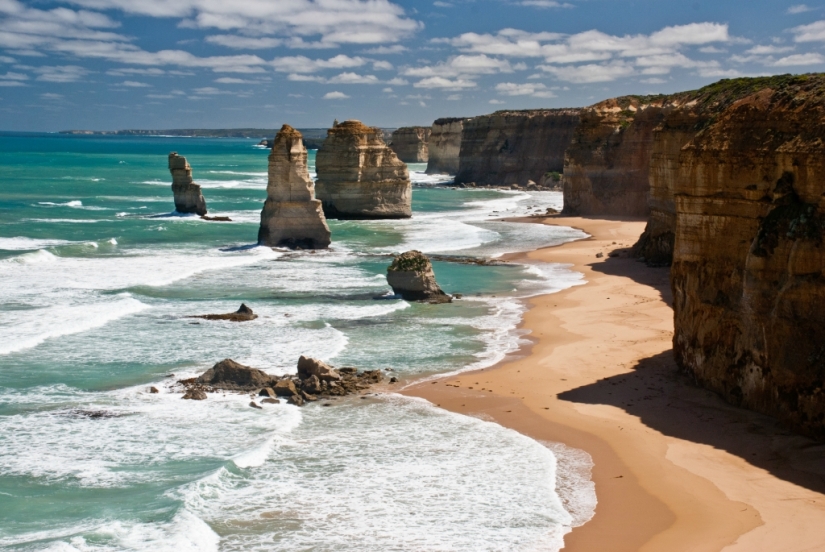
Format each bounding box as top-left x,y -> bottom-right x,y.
402,215 -> 825,551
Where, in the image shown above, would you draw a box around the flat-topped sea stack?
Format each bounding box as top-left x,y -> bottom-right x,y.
258,125 -> 331,249
454,109 -> 580,187
168,152 -> 207,216
315,120 -> 411,219
426,118 -> 465,175
387,250 -> 450,303
389,126 -> 430,163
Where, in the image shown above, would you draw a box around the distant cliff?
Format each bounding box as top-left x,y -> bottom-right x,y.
426,118 -> 465,175
455,109 -> 580,187
670,74 -> 825,439
390,127 -> 430,163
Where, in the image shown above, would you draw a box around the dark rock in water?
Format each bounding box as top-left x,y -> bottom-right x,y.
201,215 -> 232,222
273,379 -> 298,396
261,398 -> 280,404
196,358 -> 273,390
301,374 -> 322,394
259,387 -> 277,398
249,401 -> 263,409
287,394 -> 305,406
149,386 -> 159,393
182,389 -> 207,400
67,409 -> 119,419
297,356 -> 341,382
386,250 -> 451,303
389,376 -> 398,383
190,303 -> 258,322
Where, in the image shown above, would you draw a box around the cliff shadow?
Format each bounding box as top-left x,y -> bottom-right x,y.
558,349 -> 825,494
588,252 -> 672,306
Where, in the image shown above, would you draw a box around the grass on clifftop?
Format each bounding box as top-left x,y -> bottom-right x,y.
388,251 -> 431,272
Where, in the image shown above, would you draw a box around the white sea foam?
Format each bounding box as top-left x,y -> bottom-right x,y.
0,237 -> 74,251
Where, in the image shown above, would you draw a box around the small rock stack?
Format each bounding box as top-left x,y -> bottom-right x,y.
387,250 -> 451,303
258,125 -> 331,249
168,152 -> 207,216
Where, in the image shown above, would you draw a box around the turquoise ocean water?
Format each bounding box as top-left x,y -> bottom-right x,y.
0,132 -> 595,551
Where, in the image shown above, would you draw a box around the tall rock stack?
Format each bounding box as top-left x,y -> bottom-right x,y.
315,120 -> 411,219
258,125 -> 331,249
426,118 -> 465,175
389,126 -> 430,163
168,152 -> 207,216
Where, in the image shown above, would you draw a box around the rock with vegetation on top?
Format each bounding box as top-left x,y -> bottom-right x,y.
315,120 -> 411,219
389,126 -> 430,163
258,124 -> 331,249
168,152 -> 207,216
386,250 -> 451,303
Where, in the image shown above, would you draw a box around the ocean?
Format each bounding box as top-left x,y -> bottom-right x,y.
0,132 -> 595,551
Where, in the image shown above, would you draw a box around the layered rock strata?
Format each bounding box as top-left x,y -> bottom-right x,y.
315,120 -> 411,219
168,152 -> 207,215
387,250 -> 451,303
426,118 -> 465,174
455,110 -> 580,187
258,125 -> 331,249
389,126 -> 430,163
670,75 -> 825,439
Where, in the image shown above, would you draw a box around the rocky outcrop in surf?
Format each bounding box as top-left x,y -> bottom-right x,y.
258,125 -> 331,249
454,110 -> 580,187
190,303 -> 258,322
389,126 -> 430,163
168,152 -> 207,216
669,74 -> 825,440
387,250 -> 451,303
315,120 -> 411,219
426,118 -> 465,175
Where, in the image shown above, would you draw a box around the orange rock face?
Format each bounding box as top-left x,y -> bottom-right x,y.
426,118 -> 465,175
389,126 -> 430,163
455,109 -> 580,187
670,76 -> 825,439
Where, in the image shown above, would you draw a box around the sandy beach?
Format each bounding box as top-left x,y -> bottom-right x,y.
403,215 -> 825,551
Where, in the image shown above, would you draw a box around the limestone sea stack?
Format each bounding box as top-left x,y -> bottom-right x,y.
315,120 -> 411,219
426,118 -> 465,175
258,124 -> 331,249
387,250 -> 450,303
168,152 -> 207,215
389,126 -> 430,163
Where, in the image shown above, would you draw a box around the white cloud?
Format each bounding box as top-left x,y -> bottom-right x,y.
323,91 -> 350,99
386,77 -> 408,85
40,92 -> 63,99
787,4 -> 812,14
327,72 -> 381,84
489,99 -> 505,104
413,76 -> 476,89
518,1 -> 573,7
745,45 -> 795,54
0,55 -> 16,63
107,67 -> 165,76
63,0 -> 422,45
118,80 -> 150,87
793,20 -> 825,42
382,87 -> 393,92
372,60 -> 393,70
361,45 -> 407,54
0,71 -> 28,80
214,77 -> 256,83
0,80 -> 25,86
640,77 -> 667,84
271,54 -> 366,73
699,46 -> 726,53
539,61 -> 635,83
446,93 -> 461,100
495,82 -> 556,98
433,1 -> 453,7
33,65 -> 90,82
771,52 -> 825,66
206,35 -> 283,49
403,54 -> 516,79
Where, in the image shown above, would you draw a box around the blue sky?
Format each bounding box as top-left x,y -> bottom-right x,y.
1,0 -> 824,131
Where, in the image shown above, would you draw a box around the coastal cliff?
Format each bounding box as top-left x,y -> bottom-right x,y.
389,126 -> 430,163
670,74 -> 825,439
315,120 -> 411,219
258,125 -> 331,249
426,118 -> 465,175
455,109 -> 580,187
168,152 -> 207,216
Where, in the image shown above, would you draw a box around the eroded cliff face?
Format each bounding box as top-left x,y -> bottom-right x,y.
562,98 -> 672,217
455,110 -> 580,187
426,118 -> 465,175
258,124 -> 331,249
315,120 -> 411,219
168,152 -> 207,216
671,76 -> 825,439
389,126 -> 430,163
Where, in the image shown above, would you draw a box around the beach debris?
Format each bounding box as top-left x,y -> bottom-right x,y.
386,250 -> 451,303
176,357 -> 385,406
189,303 -> 258,322
258,124 -> 331,249
168,152 -> 207,216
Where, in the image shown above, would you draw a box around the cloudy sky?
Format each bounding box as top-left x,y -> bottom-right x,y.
1,0 -> 824,131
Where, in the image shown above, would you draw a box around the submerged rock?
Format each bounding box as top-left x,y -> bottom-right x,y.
196,358 -> 273,391
168,152 -> 207,216
387,250 -> 451,303
182,389 -> 207,400
190,303 -> 258,322
258,124 -> 331,249
315,120 -> 411,219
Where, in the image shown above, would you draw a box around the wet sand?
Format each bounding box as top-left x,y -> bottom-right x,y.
403,216 -> 825,551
